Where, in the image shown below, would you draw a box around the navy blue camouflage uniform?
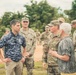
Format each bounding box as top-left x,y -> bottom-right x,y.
0,32 -> 26,61
0,32 -> 26,75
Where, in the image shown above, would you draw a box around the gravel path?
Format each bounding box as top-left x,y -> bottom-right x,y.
34,44 -> 43,61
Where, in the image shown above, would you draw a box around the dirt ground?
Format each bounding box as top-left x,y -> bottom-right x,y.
34,44 -> 43,61
0,44 -> 43,63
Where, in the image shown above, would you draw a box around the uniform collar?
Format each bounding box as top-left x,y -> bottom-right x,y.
10,31 -> 19,37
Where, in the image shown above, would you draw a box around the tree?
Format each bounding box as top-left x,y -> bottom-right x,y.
64,0 -> 76,20
0,26 -> 6,38
1,12 -> 13,27
24,0 -> 58,32
1,12 -> 24,27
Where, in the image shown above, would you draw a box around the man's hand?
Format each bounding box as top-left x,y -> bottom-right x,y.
21,57 -> 25,63
3,58 -> 12,63
42,62 -> 47,69
25,52 -> 30,58
49,50 -> 58,57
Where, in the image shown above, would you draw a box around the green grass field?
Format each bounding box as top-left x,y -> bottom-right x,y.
0,61 -> 47,75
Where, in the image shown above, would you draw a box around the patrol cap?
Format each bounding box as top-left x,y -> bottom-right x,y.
45,25 -> 49,28
58,17 -> 65,23
71,20 -> 76,25
48,20 -> 60,27
21,17 -> 29,22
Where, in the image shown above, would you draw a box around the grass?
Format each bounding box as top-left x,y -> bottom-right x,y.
0,63 -> 5,68
0,61 -> 47,75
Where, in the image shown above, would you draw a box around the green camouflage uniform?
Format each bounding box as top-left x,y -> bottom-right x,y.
40,29 -> 52,63
20,28 -> 36,75
73,30 -> 76,47
36,30 -> 40,45
73,30 -> 76,62
47,33 -> 61,75
43,20 -> 61,75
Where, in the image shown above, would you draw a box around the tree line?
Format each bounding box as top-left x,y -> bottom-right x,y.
0,0 -> 76,38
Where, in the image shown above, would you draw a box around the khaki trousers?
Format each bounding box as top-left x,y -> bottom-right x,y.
5,61 -> 23,75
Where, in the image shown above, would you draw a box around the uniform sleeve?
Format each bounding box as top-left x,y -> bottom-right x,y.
61,40 -> 72,56
40,33 -> 44,41
42,41 -> 49,63
42,52 -> 48,63
29,33 -> 36,56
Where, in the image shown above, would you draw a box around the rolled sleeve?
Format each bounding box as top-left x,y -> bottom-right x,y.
61,40 -> 72,56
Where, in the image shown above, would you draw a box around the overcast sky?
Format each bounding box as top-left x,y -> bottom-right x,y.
0,0 -> 73,18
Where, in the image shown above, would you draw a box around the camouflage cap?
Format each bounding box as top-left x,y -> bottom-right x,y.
58,17 -> 65,23
48,20 -> 60,27
45,25 -> 49,28
21,17 -> 29,21
71,20 -> 76,25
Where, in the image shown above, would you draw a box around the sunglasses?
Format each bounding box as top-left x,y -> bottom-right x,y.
23,21 -> 28,23
59,21 -> 63,23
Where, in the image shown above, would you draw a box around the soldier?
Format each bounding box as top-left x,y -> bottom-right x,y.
36,29 -> 41,45
71,20 -> 76,61
71,20 -> 76,46
58,17 -> 65,25
40,25 -> 52,69
20,17 -> 36,75
47,20 -> 61,75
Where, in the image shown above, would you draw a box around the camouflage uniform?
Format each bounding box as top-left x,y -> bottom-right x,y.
73,30 -> 76,69
20,28 -> 36,75
40,26 -> 52,63
71,20 -> 76,70
47,33 -> 61,75
43,20 -> 61,75
73,30 -> 76,61
36,30 -> 40,45
40,26 -> 52,52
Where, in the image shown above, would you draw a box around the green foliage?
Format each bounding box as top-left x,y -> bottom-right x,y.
1,12 -> 12,26
0,0 -> 68,33
1,12 -> 24,27
0,26 -> 6,38
0,12 -> 24,37
64,0 -> 76,20
24,0 -> 58,32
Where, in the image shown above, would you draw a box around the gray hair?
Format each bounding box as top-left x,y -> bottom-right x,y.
60,23 -> 71,34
